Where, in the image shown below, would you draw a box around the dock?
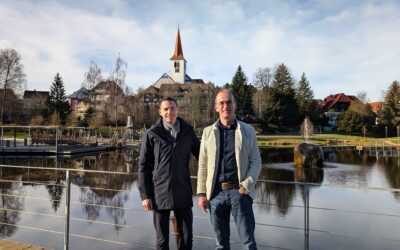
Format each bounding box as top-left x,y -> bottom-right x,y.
0,239 -> 50,250
0,144 -> 111,155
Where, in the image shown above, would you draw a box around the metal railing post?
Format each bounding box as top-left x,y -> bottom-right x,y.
64,170 -> 71,250
56,128 -> 59,154
28,127 -> 31,151
304,185 -> 309,250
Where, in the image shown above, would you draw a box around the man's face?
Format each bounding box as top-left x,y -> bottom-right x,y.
215,91 -> 236,121
159,100 -> 178,124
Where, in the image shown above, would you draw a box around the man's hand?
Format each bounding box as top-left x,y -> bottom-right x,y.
142,199 -> 153,211
198,196 -> 209,213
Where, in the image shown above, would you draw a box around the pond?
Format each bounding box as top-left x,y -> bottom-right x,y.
0,148 -> 400,250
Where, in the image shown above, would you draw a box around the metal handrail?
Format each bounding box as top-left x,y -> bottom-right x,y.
2,164 -> 400,250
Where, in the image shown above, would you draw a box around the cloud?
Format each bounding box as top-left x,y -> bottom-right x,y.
1,0 -> 399,101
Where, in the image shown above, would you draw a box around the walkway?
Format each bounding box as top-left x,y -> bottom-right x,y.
0,239 -> 50,250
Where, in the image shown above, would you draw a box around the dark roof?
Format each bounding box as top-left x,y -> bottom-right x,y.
319,93 -> 356,111
190,79 -> 204,84
70,87 -> 88,98
143,86 -> 159,94
92,80 -> 124,95
23,90 -> 49,99
159,84 -> 183,92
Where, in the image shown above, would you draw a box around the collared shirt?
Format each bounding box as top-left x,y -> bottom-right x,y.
217,119 -> 238,184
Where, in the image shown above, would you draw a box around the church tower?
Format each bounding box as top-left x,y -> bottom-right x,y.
169,28 -> 187,83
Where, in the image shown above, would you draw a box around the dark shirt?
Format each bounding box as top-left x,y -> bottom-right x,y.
217,120 -> 238,184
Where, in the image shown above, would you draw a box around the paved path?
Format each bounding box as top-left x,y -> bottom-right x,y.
0,239 -> 50,250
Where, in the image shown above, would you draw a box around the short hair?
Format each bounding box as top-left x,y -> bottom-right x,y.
215,89 -> 236,103
160,96 -> 177,106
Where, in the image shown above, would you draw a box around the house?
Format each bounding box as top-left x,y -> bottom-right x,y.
319,93 -> 358,130
68,79 -> 128,125
89,80 -> 127,125
368,101 -> 383,124
23,90 -> 49,113
70,87 -> 89,117
0,88 -> 21,123
20,89 -> 49,124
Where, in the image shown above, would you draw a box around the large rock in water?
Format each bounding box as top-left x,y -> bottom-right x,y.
294,143 -> 324,168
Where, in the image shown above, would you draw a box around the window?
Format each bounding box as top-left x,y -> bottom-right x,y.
174,61 -> 180,73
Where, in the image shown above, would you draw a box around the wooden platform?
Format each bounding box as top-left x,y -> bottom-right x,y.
0,145 -> 110,155
0,239 -> 50,250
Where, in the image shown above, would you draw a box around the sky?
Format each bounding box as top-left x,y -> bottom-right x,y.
1,0 -> 399,101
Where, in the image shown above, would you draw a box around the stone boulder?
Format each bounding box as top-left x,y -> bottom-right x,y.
294,143 -> 324,168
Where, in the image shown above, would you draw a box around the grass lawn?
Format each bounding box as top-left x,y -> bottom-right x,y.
258,134 -> 400,148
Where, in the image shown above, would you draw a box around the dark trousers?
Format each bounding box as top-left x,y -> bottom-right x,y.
153,208 -> 193,250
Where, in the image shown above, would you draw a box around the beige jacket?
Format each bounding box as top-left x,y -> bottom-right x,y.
197,120 -> 261,200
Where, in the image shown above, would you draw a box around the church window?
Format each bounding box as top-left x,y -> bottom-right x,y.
174,61 -> 180,73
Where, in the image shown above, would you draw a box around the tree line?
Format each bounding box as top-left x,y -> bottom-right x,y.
1,47 -> 400,136
224,63 -> 398,136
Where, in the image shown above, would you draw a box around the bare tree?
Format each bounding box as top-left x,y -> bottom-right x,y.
253,67 -> 272,119
0,48 -> 26,124
253,67 -> 272,90
109,54 -> 127,128
82,61 -> 103,112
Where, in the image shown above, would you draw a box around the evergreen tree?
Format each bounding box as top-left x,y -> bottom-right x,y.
382,80 -> 400,127
229,65 -> 255,117
45,73 -> 70,125
295,73 -> 318,120
262,63 -> 299,128
336,110 -> 365,134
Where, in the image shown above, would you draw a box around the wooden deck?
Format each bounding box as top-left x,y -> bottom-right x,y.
0,144 -> 111,155
0,239 -> 50,250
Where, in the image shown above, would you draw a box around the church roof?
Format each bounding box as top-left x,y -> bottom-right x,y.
170,29 -> 185,60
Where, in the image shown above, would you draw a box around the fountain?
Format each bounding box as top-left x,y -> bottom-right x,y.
301,117 -> 314,141
294,117 -> 324,168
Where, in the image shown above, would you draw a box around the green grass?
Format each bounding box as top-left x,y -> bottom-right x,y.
258,134 -> 399,148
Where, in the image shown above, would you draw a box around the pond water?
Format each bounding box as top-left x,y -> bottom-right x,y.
0,148 -> 400,250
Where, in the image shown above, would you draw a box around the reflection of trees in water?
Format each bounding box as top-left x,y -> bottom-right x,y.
260,148 -> 293,163
73,151 -> 136,232
257,165 -> 324,215
379,157 -> 400,199
46,176 -> 64,212
0,174 -> 24,237
257,169 -> 295,215
257,182 -> 295,216
328,151 -> 375,166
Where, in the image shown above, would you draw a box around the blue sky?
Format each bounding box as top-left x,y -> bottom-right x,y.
1,0 -> 399,101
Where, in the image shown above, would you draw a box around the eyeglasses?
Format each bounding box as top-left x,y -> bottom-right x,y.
216,100 -> 234,106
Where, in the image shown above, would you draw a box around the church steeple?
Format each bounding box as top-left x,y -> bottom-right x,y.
170,28 -> 185,60
169,28 -> 187,83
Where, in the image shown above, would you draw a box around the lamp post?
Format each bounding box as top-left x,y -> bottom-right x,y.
385,125 -> 388,138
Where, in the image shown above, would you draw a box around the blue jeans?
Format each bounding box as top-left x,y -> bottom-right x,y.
209,189 -> 257,250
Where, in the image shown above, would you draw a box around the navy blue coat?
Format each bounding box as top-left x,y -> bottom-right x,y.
138,117 -> 200,210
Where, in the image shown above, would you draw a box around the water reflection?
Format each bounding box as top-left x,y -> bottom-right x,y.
73,151 -> 138,231
257,148 -> 400,216
0,150 -> 139,238
0,173 -> 24,237
1,148 -> 400,249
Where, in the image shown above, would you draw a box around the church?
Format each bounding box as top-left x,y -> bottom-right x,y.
140,29 -> 215,126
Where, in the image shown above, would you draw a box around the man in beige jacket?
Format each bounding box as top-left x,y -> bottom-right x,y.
197,89 -> 261,249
